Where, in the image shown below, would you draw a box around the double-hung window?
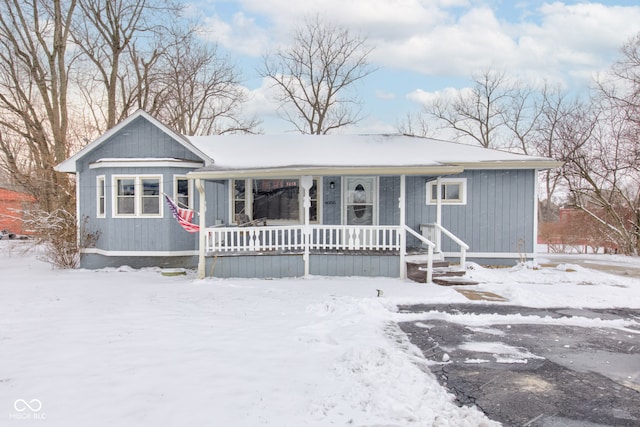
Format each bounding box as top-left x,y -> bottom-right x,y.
113,175 -> 162,217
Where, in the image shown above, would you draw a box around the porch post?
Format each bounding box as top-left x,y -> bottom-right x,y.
196,178 -> 207,279
436,176 -> 442,251
301,175 -> 313,277
399,174 -> 406,279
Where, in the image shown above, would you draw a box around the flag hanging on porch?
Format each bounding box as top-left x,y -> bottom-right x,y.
164,194 -> 200,233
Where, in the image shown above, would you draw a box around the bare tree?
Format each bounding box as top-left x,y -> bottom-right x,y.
557,97 -> 640,254
158,30 -> 259,135
422,69 -> 513,148
261,15 -> 375,134
72,0 -> 181,130
534,85 -> 577,222
0,0 -> 78,211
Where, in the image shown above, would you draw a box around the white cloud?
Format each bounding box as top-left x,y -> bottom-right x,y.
406,87 -> 472,106
374,89 -> 396,100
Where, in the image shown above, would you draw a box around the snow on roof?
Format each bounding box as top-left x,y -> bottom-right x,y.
187,134 -> 559,173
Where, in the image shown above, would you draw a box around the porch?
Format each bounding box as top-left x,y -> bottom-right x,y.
202,223 -> 468,281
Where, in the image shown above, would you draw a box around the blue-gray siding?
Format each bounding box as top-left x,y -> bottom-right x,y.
405,170 -> 536,253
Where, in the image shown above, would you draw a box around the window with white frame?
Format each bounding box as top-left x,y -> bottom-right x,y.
231,178 -> 320,224
113,175 -> 162,217
97,175 -> 106,218
174,176 -> 192,209
426,178 -> 467,205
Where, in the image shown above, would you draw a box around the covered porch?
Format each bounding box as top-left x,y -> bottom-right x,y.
191,172 -> 469,281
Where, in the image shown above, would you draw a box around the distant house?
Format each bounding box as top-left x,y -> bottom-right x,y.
0,187 -> 35,235
56,110 -> 560,280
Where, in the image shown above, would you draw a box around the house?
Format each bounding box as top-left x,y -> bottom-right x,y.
56,110 -> 560,280
0,186 -> 35,235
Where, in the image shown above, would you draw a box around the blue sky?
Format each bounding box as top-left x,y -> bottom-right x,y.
190,1 -> 640,133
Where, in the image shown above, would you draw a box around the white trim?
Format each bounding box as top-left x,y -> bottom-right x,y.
443,251 -> 531,259
81,248 -> 198,256
96,175 -> 106,218
90,158 -> 203,169
426,178 -> 467,205
112,174 -> 163,218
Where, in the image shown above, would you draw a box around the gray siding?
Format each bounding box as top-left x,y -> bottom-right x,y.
82,166 -> 199,253
76,115 -> 207,261
322,176 -> 341,224
379,176 -> 400,225
310,253 -> 399,277
82,254 -> 197,269
405,170 -> 536,254
206,254 -> 304,278
79,116 -> 202,170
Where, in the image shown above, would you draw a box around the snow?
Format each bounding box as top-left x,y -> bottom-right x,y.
1,241 -> 639,426
187,133 -> 555,171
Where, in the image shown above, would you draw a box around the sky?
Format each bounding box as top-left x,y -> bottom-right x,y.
188,1 -> 640,134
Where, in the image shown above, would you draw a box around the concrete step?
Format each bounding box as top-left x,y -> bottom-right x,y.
433,276 -> 479,286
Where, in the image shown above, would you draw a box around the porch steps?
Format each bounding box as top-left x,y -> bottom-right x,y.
406,259 -> 478,286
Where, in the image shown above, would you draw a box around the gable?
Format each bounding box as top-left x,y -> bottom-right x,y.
56,110 -> 212,173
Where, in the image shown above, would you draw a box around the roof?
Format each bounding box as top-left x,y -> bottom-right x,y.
187,134 -> 562,178
54,110 -> 562,177
55,110 -> 212,173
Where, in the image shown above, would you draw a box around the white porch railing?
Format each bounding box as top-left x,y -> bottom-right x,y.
420,223 -> 469,268
205,225 -> 403,253
308,225 -> 402,251
206,225 -> 305,253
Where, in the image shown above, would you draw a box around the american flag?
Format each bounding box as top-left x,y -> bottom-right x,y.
164,194 -> 200,233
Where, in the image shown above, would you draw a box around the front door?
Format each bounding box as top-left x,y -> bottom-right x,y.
344,177 -> 377,225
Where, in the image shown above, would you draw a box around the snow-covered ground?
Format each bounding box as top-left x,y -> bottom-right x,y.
1,242 -> 639,426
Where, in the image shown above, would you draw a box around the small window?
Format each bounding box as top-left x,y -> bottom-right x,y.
427,178 -> 467,205
309,179 -> 319,222
97,176 -> 106,218
175,177 -> 191,209
232,179 -> 246,222
113,175 -> 163,217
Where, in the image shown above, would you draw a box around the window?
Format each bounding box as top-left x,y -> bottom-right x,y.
97,176 -> 106,218
427,178 -> 467,205
232,178 -> 320,224
113,175 -> 163,217
174,176 -> 192,209
253,179 -> 300,222
232,179 -> 246,221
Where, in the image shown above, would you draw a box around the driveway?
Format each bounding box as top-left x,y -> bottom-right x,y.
399,304 -> 640,426
537,254 -> 640,279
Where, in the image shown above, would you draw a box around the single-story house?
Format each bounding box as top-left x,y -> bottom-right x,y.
56,110 -> 560,280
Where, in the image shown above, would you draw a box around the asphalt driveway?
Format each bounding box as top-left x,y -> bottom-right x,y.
398,304 -> 640,426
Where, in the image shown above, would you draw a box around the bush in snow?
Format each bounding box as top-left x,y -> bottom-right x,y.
21,208 -> 99,268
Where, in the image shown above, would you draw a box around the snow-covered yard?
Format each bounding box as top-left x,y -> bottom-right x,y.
1,242 -> 639,426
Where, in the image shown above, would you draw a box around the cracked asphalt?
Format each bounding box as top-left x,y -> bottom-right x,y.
398,305 -> 640,427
